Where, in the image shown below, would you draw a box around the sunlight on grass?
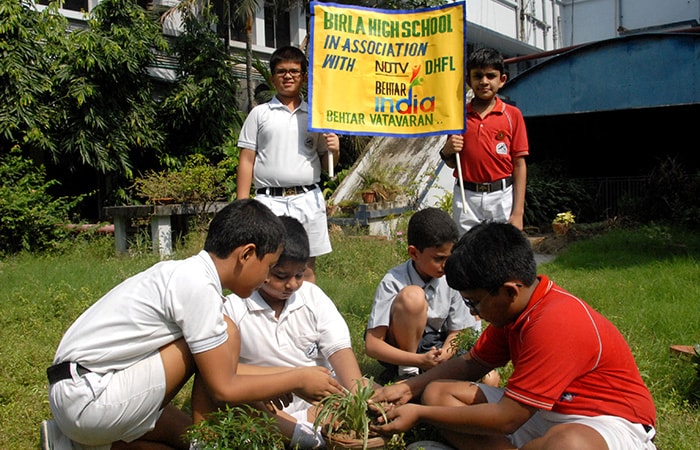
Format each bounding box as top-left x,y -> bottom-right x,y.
1,225 -> 698,448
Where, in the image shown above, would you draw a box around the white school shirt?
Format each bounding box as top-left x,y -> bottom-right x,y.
224,282 -> 351,370
366,259 -> 478,333
53,251 -> 228,373
238,96 -> 329,188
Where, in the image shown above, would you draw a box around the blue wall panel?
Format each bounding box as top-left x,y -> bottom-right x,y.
501,33 -> 700,117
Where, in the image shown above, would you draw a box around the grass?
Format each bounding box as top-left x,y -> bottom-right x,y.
1,224 -> 699,448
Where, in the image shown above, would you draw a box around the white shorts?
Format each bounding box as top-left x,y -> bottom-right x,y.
452,183 -> 513,236
255,186 -> 332,257
48,352 -> 166,448
477,384 -> 657,449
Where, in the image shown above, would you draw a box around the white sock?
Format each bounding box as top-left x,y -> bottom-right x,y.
398,365 -> 419,376
290,420 -> 325,449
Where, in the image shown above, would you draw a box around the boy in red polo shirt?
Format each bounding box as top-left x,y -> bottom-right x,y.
371,222 -> 656,449
440,47 -> 529,235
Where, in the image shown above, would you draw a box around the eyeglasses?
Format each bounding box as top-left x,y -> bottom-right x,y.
462,291 -> 489,314
274,68 -> 303,78
462,283 -> 522,314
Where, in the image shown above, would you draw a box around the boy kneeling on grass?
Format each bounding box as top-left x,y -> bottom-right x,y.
224,215 -> 374,448
43,199 -> 342,450
371,222 -> 657,450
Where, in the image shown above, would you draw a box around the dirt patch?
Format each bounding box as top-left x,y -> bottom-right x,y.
530,234 -> 571,255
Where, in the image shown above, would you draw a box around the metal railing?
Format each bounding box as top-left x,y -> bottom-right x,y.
576,176 -> 650,218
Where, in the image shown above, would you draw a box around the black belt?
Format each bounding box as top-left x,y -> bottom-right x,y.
256,184 -> 317,197
47,362 -> 91,384
463,177 -> 513,193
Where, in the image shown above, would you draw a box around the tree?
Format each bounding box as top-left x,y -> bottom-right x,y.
50,0 -> 168,178
158,0 -> 243,163
0,0 -> 66,156
231,0 -> 260,112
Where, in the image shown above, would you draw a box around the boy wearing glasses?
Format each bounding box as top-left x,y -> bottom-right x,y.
237,45 -> 340,284
371,222 -> 657,450
365,208 -> 487,385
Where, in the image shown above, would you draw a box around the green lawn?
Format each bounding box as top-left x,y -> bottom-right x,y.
1,224 -> 699,448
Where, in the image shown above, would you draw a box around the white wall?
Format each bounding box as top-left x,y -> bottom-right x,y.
557,0 -> 700,47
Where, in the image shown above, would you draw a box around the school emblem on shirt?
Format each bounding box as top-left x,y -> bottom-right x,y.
305,342 -> 319,358
496,142 -> 508,155
559,392 -> 576,402
495,130 -> 506,140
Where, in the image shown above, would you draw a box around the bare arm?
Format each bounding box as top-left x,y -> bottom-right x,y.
236,148 -> 256,199
373,393 -> 536,436
194,317 -> 343,405
327,348 -> 364,391
370,354 -> 489,406
365,327 -> 440,370
509,156 -> 527,230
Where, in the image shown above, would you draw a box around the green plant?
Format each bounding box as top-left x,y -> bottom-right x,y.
313,378 -> 389,449
552,211 -> 576,225
358,161 -> 406,202
449,327 -> 481,357
132,154 -> 232,204
0,148 -> 84,254
524,162 -> 592,228
186,404 -> 285,449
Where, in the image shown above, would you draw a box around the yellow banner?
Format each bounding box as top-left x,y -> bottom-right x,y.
308,1 -> 466,137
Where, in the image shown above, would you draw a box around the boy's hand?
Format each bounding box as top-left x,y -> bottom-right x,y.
323,133 -> 340,153
371,403 -> 422,434
261,393 -> 294,412
444,135 -> 464,155
293,366 -> 343,403
417,347 -> 446,371
370,382 -> 413,407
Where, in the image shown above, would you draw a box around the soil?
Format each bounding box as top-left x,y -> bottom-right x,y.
529,233 -> 570,255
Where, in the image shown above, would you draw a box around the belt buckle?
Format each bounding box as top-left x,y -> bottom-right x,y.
476,183 -> 491,193
284,187 -> 297,196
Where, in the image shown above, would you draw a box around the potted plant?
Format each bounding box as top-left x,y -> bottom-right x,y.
552,210 -> 575,235
357,162 -> 404,204
313,378 -> 390,450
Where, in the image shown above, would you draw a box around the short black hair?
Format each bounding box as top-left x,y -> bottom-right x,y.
467,47 -> 505,75
445,222 -> 537,293
269,45 -> 307,74
204,199 -> 284,259
277,216 -> 310,265
407,207 -> 459,251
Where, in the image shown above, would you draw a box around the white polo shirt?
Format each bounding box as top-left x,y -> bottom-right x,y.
238,96 -> 328,189
224,282 -> 351,370
53,250 -> 229,373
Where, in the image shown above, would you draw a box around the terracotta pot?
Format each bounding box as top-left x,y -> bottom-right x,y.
361,191 -> 377,203
552,222 -> 570,235
324,433 -> 386,449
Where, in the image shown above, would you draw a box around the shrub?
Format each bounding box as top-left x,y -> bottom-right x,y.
0,148 -> 83,254
131,154 -> 233,204
186,404 -> 285,449
525,162 -> 592,229
621,156 -> 700,229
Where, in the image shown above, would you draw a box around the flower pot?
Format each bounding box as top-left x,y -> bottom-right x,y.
361,191 -> 377,203
324,433 -> 387,449
552,222 -> 570,235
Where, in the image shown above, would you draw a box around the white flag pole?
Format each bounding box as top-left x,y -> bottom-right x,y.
454,152 -> 467,212
328,151 -> 334,178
